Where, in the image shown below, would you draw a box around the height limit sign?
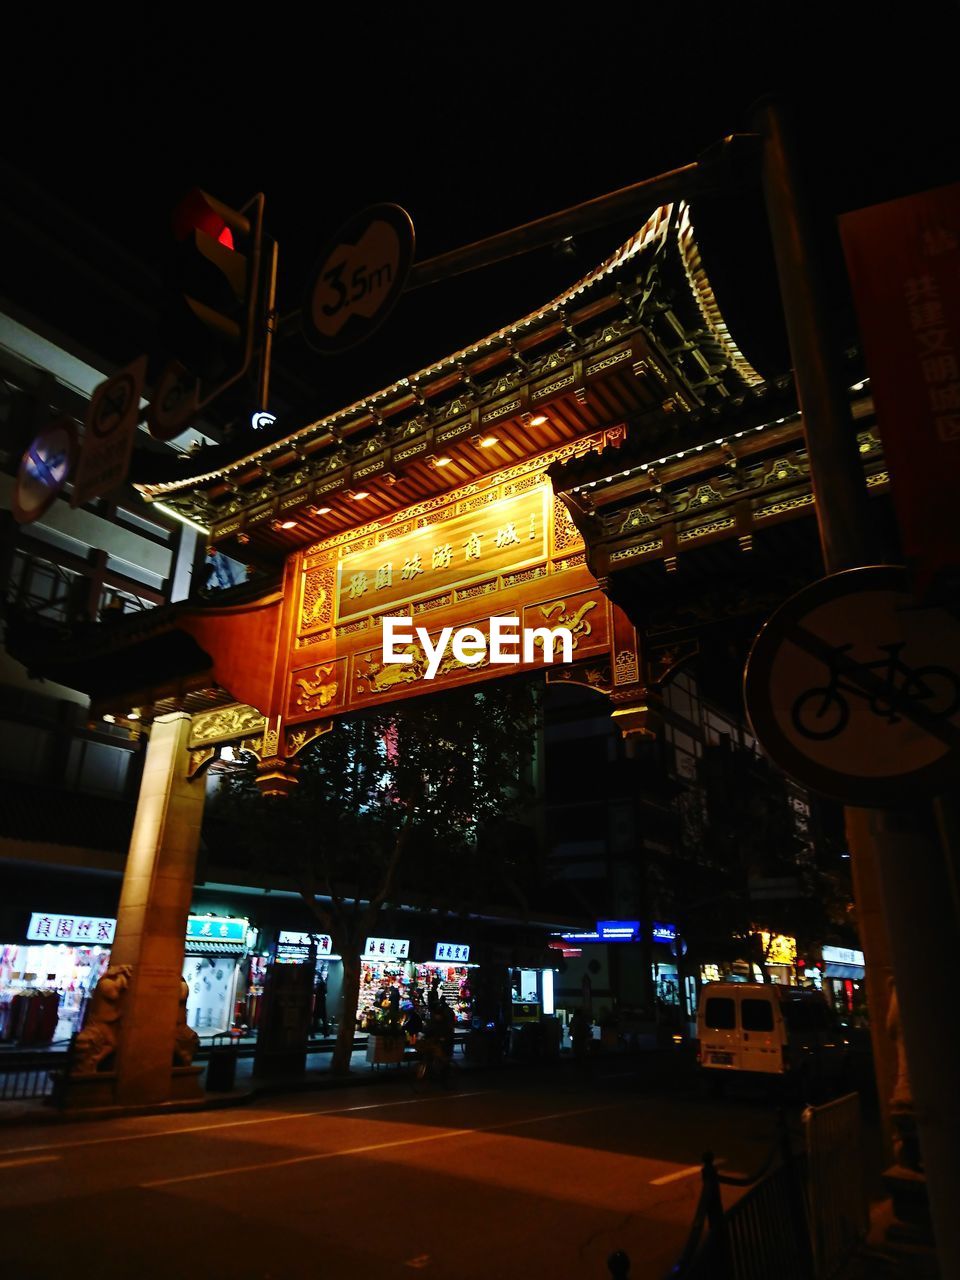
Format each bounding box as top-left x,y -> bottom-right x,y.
744,566 -> 960,806
302,204 -> 414,354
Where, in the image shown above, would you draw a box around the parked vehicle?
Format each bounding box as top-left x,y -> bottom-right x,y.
695,982 -> 848,1094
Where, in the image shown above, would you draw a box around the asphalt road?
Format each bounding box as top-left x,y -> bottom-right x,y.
0,1067 -> 794,1279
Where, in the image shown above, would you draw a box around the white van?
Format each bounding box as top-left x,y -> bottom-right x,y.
696,982 -> 847,1086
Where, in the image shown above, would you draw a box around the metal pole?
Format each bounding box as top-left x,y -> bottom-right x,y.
258,237 -> 279,413
755,97 -> 873,573
278,141 -> 756,335
756,94 -> 960,1274
404,159 -> 702,291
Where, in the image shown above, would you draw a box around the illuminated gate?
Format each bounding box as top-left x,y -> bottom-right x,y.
131,202 -> 772,788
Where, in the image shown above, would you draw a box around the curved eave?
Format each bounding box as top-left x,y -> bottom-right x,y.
134,205 -> 677,503
135,204 -> 771,564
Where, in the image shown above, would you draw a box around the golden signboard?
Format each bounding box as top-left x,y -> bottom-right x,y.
335,485 -> 549,623
268,427 -> 644,752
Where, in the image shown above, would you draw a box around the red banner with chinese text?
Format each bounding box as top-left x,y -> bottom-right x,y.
839,182 -> 960,594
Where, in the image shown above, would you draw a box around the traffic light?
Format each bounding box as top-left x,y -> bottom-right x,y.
161,188 -> 264,412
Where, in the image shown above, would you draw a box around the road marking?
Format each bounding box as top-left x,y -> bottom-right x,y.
650,1158 -> 724,1186
0,1155 -> 61,1171
140,1101 -> 621,1189
0,1092 -> 487,1157
0,1092 -> 487,1158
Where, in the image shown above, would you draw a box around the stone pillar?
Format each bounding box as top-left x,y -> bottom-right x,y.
109,711 -> 205,1105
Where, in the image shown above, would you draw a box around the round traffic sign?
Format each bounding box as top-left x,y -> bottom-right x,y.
13,417 -> 77,524
147,360 -> 199,441
744,566 -> 960,805
303,204 -> 415,354
90,367 -> 139,438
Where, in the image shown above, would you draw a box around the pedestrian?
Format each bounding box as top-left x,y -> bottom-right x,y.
437,996 -> 456,1060
427,974 -> 441,1014
312,971 -> 329,1037
570,1006 -> 591,1071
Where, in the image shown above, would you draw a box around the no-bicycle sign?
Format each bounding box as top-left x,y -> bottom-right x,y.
744,566 -> 960,805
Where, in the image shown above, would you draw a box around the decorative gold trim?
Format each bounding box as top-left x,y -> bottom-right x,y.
753,493 -> 816,521
676,202 -> 763,388
188,704 -> 266,748
678,516 -> 736,543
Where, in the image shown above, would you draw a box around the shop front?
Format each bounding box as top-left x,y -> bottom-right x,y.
273,930 -> 343,1037
357,935 -> 414,1031
821,945 -> 866,1017
0,908 -> 255,1045
182,915 -> 254,1037
420,941 -> 476,1025
0,912 -> 115,1043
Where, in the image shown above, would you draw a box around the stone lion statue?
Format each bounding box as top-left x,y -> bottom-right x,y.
73,967 -> 200,1074
72,964 -> 133,1074
173,976 -> 200,1066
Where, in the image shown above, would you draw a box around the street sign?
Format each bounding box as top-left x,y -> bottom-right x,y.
73,355 -> 146,506
302,203 -> 415,354
147,359 -> 199,441
12,417 -> 77,524
744,566 -> 960,805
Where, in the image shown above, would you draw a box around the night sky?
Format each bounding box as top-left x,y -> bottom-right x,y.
4,8 -> 960,427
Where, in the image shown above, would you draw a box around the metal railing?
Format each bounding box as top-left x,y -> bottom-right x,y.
607,1095 -> 866,1279
804,1092 -> 868,1277
0,1050 -> 68,1102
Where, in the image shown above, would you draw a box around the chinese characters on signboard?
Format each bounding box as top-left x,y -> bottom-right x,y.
185,916 -> 248,943
26,913 -> 115,944
337,486 -> 549,622
434,942 -> 470,962
362,936 -> 410,959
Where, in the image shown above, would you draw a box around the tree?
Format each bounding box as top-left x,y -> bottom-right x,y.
206,678 -> 540,1073
666,739 -> 850,982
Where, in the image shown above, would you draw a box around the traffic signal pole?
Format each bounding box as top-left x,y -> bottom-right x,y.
756,96 -> 960,1269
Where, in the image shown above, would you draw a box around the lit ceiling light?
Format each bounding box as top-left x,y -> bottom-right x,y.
433,455 -> 452,467
272,519 -> 298,531
351,491 -> 370,500
307,504 -> 331,516
102,714 -> 116,724
127,710 -> 141,721
529,414 -> 548,426
478,435 -> 499,448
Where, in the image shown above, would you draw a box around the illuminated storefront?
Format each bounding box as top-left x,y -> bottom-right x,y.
0,912 -> 115,1043
0,910 -> 254,1044
821,944 -> 865,1015
182,915 -> 254,1036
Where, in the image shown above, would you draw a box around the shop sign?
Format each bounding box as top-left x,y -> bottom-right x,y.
755,930 -> 797,967
822,945 -> 865,967
363,936 -> 409,959
27,913 -> 115,944
278,931 -> 334,953
435,942 -> 470,962
561,930 -> 601,943
185,916 -> 248,943
652,922 -> 678,943
597,920 -> 640,941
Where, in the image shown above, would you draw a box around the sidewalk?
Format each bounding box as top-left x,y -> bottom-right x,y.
0,1034 -> 583,1127
834,1197 -> 940,1279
